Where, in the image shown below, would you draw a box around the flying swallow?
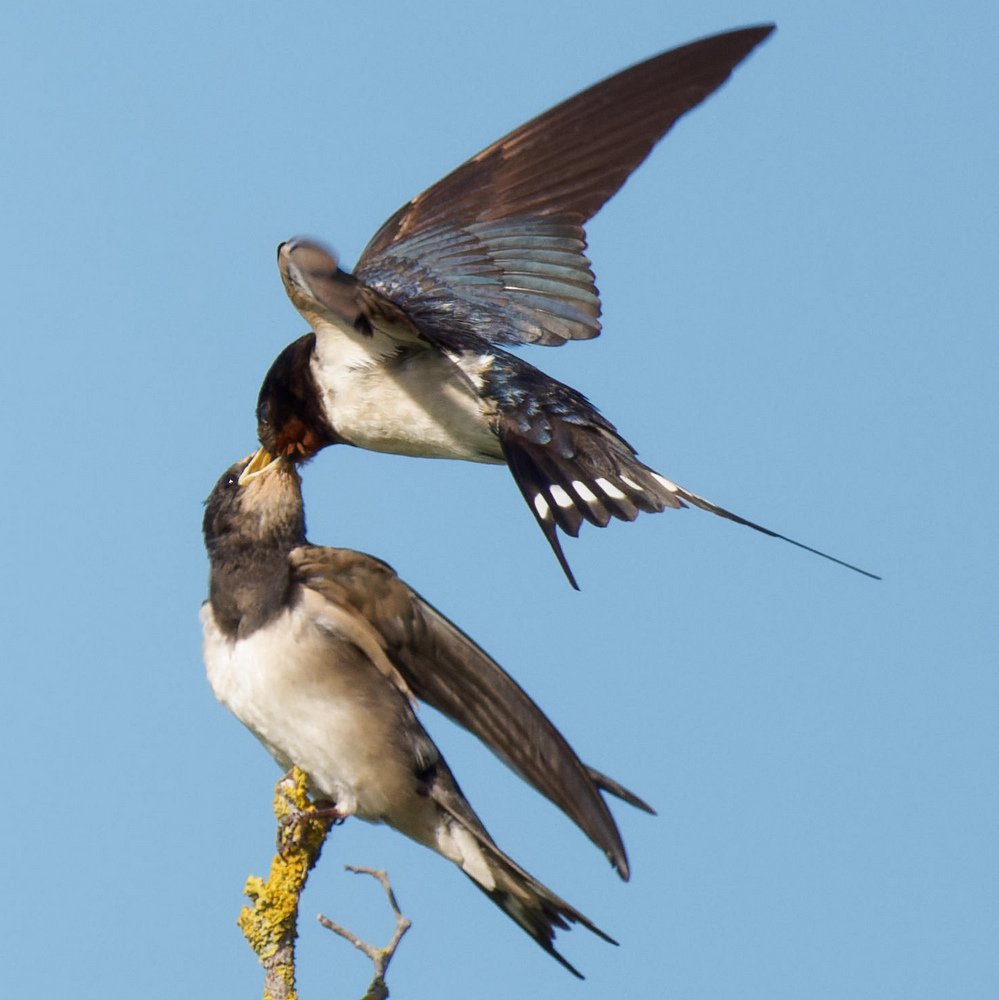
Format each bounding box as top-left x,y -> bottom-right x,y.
256,24 -> 878,587
201,448 -> 653,974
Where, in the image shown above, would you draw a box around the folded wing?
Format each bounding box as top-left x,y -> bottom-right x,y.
291,545 -> 650,878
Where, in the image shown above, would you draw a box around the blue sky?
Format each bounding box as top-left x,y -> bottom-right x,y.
3,1 -> 997,997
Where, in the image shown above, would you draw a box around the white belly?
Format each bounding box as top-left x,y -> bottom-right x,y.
311,320 -> 504,462
201,599 -> 414,821
201,598 -> 506,887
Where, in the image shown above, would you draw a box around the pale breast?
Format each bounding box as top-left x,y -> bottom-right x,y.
200,599 -> 419,821
310,319 -> 504,462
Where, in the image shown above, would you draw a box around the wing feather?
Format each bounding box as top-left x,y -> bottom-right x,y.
355,26 -> 774,346
290,545 -> 647,877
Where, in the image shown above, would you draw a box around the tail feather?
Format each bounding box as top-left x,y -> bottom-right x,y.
585,765 -> 657,816
662,477 -> 882,580
500,422 -> 683,587
501,418 -> 880,583
501,435 -> 582,589
431,781 -> 614,977
466,874 -> 611,979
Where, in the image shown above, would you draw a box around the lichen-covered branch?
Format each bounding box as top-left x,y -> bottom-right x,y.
318,866 -> 412,1000
237,768 -> 334,1000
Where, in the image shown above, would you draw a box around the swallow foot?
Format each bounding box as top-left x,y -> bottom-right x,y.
274,768 -> 339,856
310,798 -> 348,825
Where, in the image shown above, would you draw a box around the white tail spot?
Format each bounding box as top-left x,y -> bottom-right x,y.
652,473 -> 680,493
550,484 -> 574,509
448,824 -> 496,891
621,475 -> 643,491
572,480 -> 598,503
595,477 -> 626,500
533,493 -> 551,521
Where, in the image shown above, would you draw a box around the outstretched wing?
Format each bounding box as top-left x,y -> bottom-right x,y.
355,25 -> 774,347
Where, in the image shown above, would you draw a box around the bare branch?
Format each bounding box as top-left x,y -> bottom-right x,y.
318,866 -> 413,1000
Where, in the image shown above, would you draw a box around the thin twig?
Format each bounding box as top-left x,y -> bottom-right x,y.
318,866 -> 413,1000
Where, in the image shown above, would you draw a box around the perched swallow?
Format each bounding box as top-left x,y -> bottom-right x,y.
256,25 -> 878,587
201,449 -> 653,974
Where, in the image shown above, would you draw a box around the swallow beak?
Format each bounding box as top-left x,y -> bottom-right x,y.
238,447 -> 281,485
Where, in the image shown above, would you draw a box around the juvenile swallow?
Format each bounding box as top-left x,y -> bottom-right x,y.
257,25 -> 877,587
201,449 -> 653,974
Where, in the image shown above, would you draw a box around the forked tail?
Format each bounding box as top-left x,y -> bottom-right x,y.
500,424 -> 880,588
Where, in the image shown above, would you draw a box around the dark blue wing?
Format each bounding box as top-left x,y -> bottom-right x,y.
355,25 -> 774,347
356,216 -> 600,347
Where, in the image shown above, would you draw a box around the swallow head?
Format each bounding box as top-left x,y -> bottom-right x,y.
203,448 -> 305,555
255,332 -> 337,460
277,238 -> 362,326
